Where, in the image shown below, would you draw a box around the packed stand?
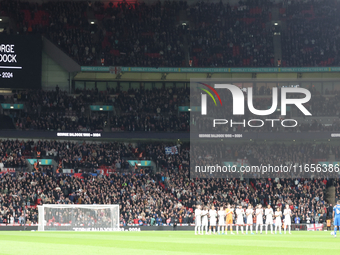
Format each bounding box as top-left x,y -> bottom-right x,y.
191,87 -> 340,133
191,141 -> 337,179
0,0 -> 187,67
1,87 -> 191,132
0,139 -> 135,171
0,0 -> 275,68
1,86 -> 340,132
187,0 -> 274,67
0,139 -> 336,225
94,1 -> 187,67
4,0 -> 340,67
3,89 -> 106,132
0,169 -> 331,226
110,87 -> 190,132
0,140 -> 28,170
0,0 -> 274,67
234,142 -> 331,166
162,167 -> 330,224
280,0 -> 340,67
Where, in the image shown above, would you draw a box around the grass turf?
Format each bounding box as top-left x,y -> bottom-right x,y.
0,231 -> 338,255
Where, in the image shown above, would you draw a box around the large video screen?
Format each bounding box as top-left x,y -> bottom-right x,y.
0,35 -> 42,89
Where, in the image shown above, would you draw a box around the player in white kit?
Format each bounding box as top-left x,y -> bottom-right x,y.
256,204 -> 264,234
209,206 -> 217,234
245,204 -> 254,235
265,204 -> 274,234
274,207 -> 282,234
283,204 -> 292,234
201,206 -> 209,235
194,205 -> 202,235
235,205 -> 245,234
217,206 -> 226,235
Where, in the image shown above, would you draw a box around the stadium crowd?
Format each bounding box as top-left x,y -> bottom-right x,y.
1,86 -> 340,133
1,0 -> 340,67
0,139 -> 334,175
191,87 -> 340,133
2,87 -> 190,132
0,140 -> 337,225
0,0 -> 186,66
164,167 -> 330,224
187,1 -> 273,67
0,167 -> 333,226
280,0 -> 340,67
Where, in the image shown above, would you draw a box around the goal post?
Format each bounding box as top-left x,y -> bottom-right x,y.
38,204 -> 119,231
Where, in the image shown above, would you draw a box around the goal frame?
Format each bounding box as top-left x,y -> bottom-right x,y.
38,204 -> 120,231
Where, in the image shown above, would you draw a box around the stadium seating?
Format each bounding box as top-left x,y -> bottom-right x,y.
1,87 -> 339,132
187,1 -> 273,67
1,0 -> 340,67
280,0 -> 340,67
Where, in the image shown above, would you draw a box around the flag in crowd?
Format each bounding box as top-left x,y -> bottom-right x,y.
165,146 -> 178,155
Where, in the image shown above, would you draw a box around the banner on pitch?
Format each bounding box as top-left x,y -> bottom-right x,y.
307,224 -> 323,231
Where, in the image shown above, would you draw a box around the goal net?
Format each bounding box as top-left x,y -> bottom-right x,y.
38,204 -> 119,231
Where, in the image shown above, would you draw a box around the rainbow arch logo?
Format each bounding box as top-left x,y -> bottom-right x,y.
198,82 -> 223,106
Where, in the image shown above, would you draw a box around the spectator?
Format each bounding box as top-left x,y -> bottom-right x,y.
328,204 -> 333,218
294,214 -> 300,224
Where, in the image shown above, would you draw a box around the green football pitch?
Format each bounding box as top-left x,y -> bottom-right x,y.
0,231 -> 338,255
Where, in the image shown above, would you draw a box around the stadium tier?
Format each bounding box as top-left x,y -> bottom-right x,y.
0,0 -> 338,67
0,87 -> 339,133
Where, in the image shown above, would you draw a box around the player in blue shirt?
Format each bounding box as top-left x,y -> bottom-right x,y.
333,200 -> 340,237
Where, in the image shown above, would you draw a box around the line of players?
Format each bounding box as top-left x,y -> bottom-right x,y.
195,204 -> 292,235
